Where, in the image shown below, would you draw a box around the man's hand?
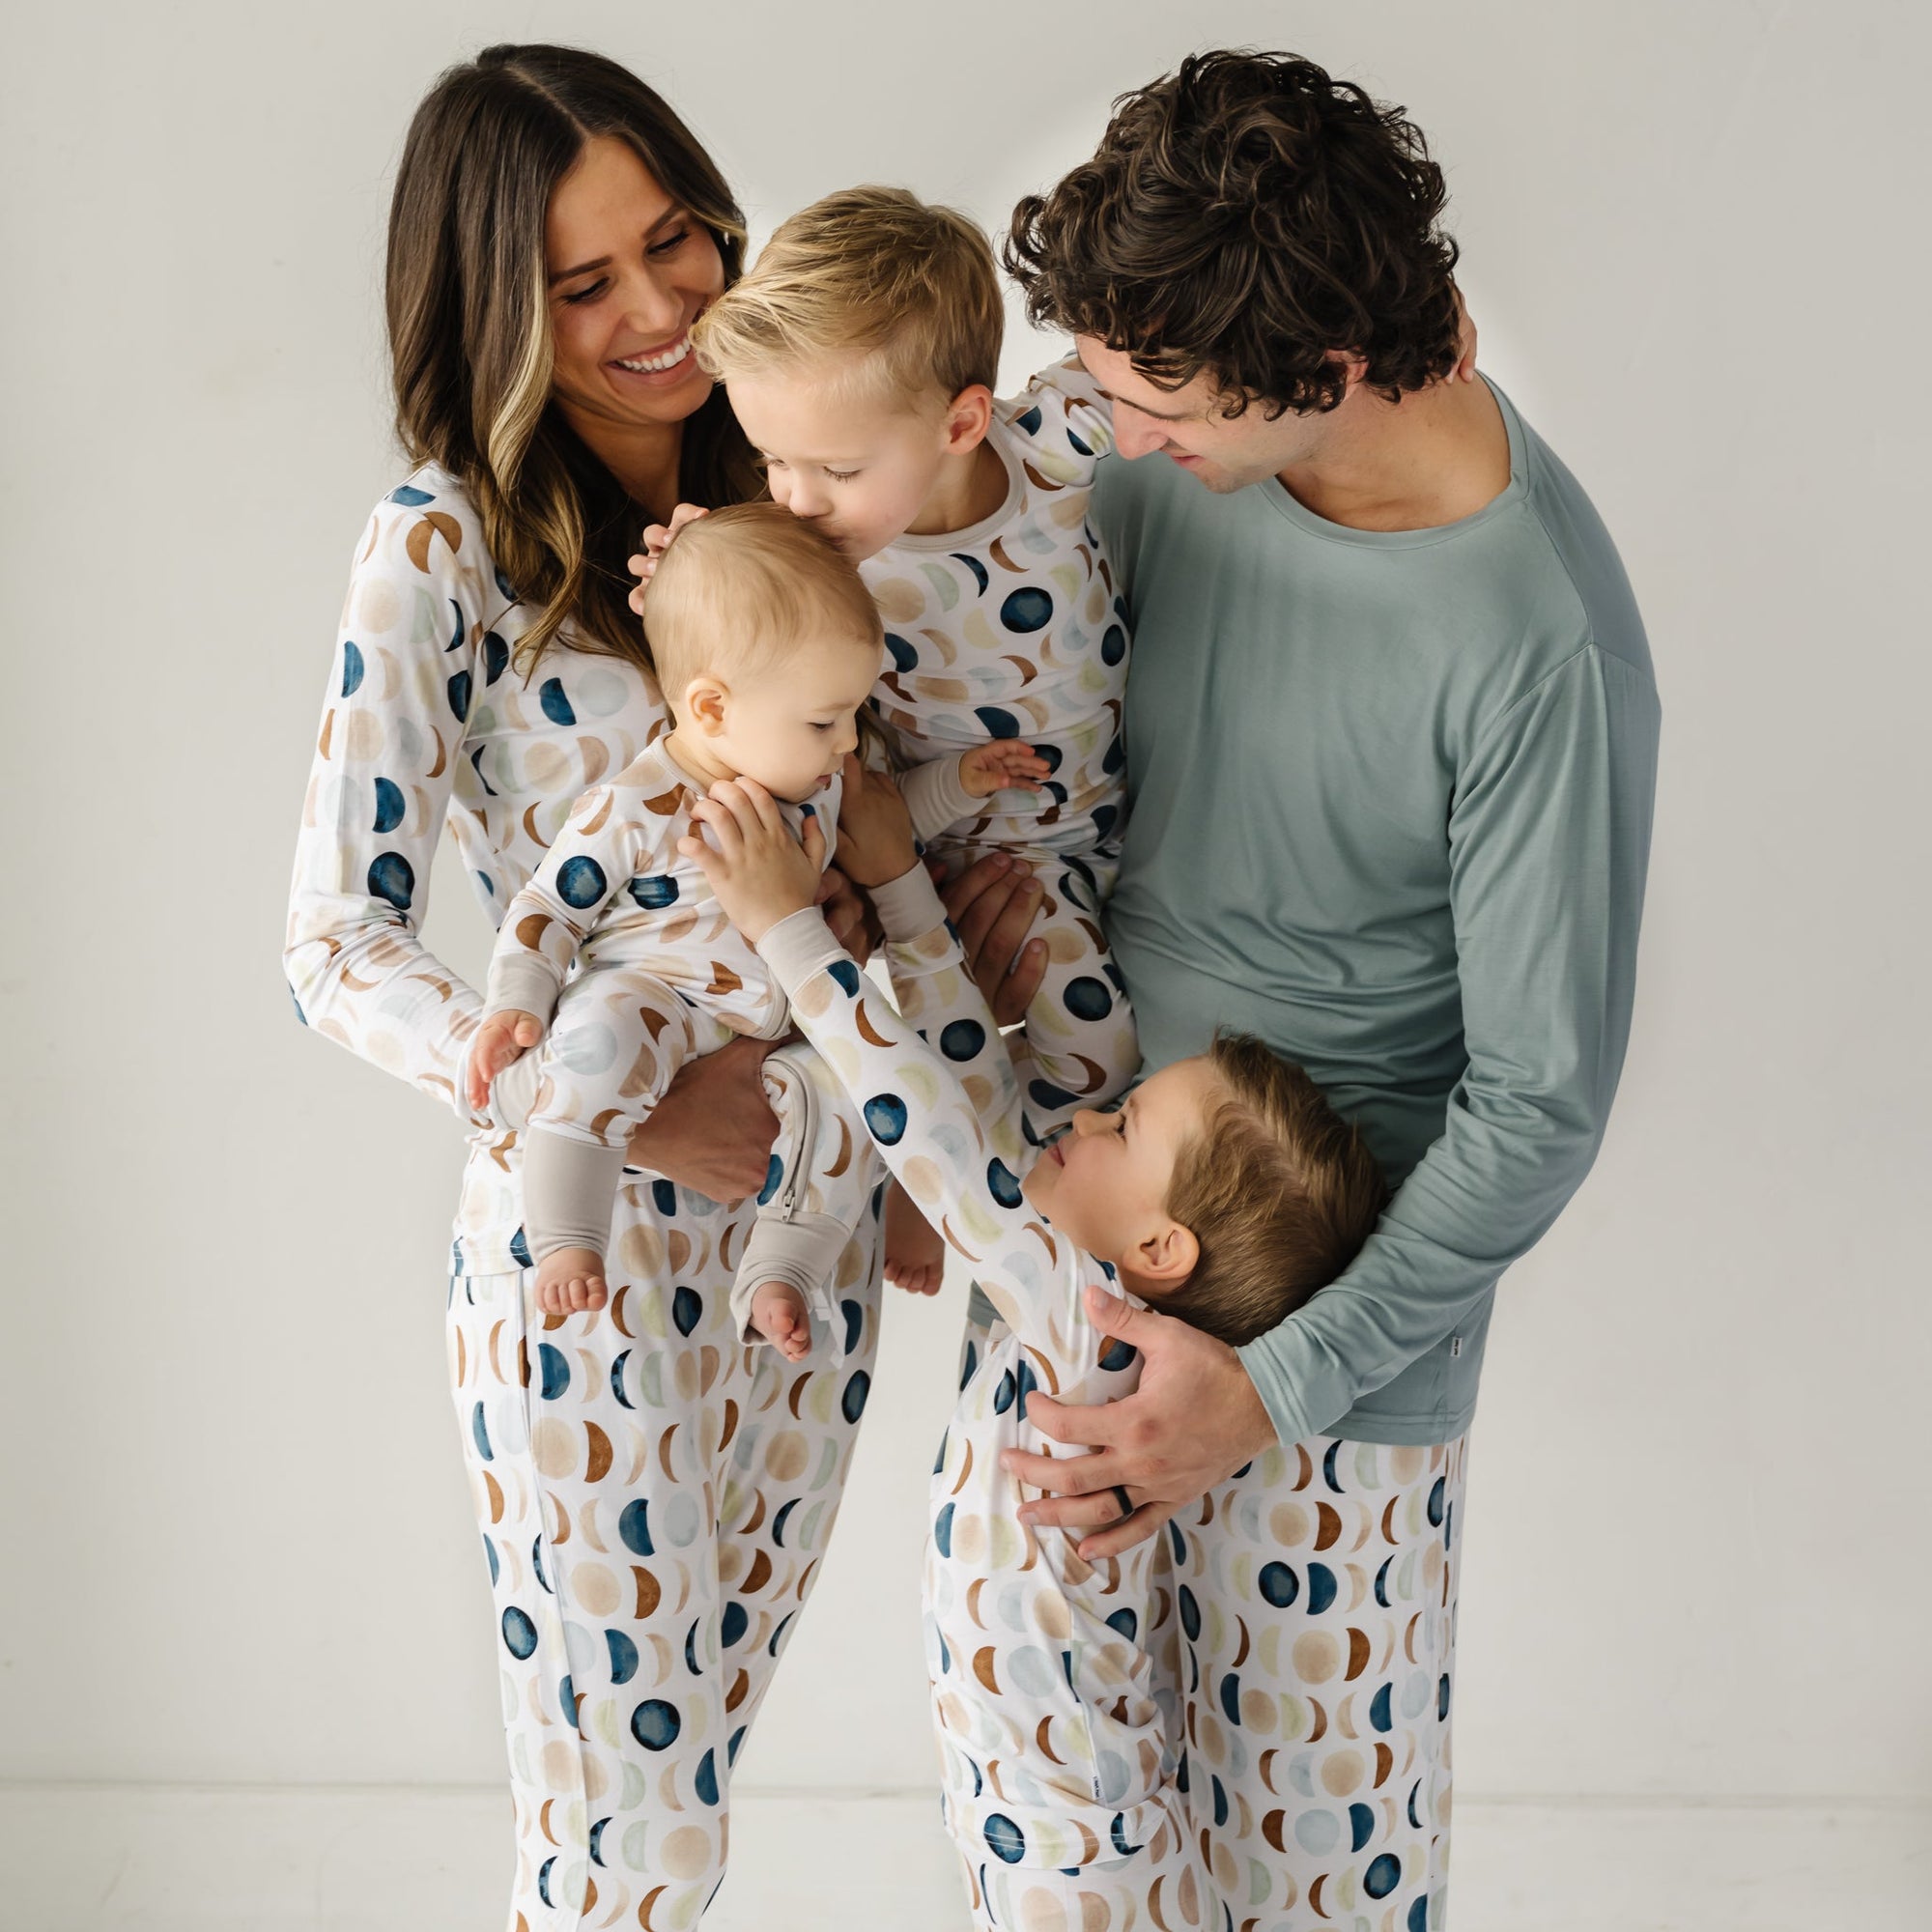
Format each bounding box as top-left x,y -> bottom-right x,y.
959,740 -> 1052,799
831,753 -> 921,888
467,1008 -> 543,1111
626,1035 -> 781,1202
681,780 -> 825,944
936,852 -> 1049,1026
1000,1284 -> 1278,1559
626,502 -> 710,614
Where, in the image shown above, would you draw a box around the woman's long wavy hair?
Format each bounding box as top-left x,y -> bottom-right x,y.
386,43 -> 763,673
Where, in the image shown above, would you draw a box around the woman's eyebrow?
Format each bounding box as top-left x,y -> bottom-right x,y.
547,204 -> 682,285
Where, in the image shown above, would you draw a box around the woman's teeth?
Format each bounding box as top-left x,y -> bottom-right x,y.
615,333 -> 693,374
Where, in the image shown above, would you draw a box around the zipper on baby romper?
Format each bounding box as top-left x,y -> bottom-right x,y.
778,1050 -> 814,1222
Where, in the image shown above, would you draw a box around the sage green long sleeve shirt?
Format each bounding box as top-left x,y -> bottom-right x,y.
1094,382 -> 1659,1446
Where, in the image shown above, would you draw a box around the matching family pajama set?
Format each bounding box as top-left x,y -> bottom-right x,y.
285,470 -> 886,1930
863,359 -> 1140,1122
479,741 -> 876,1346
757,869 -> 1213,1930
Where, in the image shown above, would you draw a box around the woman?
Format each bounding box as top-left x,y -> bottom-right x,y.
285,43 -> 1043,1924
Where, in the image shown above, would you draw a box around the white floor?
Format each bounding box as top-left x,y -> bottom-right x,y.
8,1783 -> 1926,1931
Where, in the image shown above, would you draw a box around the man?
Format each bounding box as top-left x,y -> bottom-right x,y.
994,50 -> 1660,1927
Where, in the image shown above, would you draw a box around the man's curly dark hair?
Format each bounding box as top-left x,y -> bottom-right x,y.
1006,50 -> 1463,417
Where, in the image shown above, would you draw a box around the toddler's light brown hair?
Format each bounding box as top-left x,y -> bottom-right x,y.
692,185 -> 1005,410
642,503 -> 883,705
1161,1035 -> 1389,1349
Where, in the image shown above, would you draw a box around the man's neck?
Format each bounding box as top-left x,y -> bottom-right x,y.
556,400 -> 686,523
1276,376 -> 1511,533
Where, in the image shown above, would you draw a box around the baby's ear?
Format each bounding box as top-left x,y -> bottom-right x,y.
684,674 -> 729,733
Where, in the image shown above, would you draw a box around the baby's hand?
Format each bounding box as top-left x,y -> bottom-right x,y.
468,1009 -> 544,1112
833,753 -> 920,887
680,780 -> 826,945
626,502 -> 710,614
960,739 -> 1053,799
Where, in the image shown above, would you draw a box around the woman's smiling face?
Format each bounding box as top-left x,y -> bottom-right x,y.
544,135 -> 725,431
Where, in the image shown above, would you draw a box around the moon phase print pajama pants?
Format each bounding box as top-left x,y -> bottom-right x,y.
448,1180 -> 882,1932
1167,1434 -> 1469,1932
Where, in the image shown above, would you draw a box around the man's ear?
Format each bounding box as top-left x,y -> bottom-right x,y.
1326,348 -> 1371,396
683,674 -> 729,736
1127,1218 -> 1199,1293
943,384 -> 994,455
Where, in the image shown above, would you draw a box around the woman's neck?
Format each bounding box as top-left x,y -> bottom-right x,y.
556,398 -> 685,523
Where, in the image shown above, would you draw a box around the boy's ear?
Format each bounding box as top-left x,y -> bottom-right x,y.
684,674 -> 729,735
943,384 -> 994,455
1129,1218 -> 1199,1293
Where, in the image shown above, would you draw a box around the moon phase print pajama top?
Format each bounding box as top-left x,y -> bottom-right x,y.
285,467 -> 883,1931
482,743 -> 878,1340
862,359 -> 1141,1124
755,873 -> 1214,1932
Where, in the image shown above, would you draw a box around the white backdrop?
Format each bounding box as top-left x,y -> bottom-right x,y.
3,0 -> 1927,1822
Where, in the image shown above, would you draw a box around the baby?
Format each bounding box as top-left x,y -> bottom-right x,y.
685,764 -> 1389,1929
468,504 -> 1034,1350
639,185 -> 1137,1292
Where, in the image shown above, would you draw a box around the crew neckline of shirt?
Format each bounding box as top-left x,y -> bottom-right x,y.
1257,376 -> 1527,551
875,417 -> 1025,555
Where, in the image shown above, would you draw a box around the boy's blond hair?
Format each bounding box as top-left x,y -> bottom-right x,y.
642,503 -> 883,704
1161,1036 -> 1389,1349
692,185 -> 1005,409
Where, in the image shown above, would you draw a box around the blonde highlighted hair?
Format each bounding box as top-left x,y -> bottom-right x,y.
692,185 -> 1005,408
1161,1036 -> 1389,1349
642,503 -> 883,706
385,44 -> 764,677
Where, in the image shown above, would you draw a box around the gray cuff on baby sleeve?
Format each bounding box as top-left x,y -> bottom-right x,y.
755,908 -> 850,1000
484,952 -> 563,1024
900,755 -> 981,842
867,864 -> 949,943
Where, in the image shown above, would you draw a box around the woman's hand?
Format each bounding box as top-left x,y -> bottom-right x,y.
626,501 -> 710,615
831,753 -> 921,888
937,852 -> 1049,1026
625,1035 -> 781,1202
1000,1285 -> 1279,1559
680,780 -> 825,945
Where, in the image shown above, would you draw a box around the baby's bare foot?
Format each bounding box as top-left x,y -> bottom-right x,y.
536,1247 -> 608,1317
884,1179 -> 945,1296
750,1281 -> 812,1361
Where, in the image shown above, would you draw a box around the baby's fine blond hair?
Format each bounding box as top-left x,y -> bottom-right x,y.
642,503 -> 883,706
692,185 -> 1005,410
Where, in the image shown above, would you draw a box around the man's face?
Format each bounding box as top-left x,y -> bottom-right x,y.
1075,336 -> 1328,494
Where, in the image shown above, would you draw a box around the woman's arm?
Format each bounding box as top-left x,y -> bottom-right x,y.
283,493 -> 489,1122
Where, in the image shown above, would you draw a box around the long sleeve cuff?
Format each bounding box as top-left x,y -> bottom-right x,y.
485,954 -> 562,1023
900,755 -> 981,842
755,907 -> 851,1001
867,864 -> 950,943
